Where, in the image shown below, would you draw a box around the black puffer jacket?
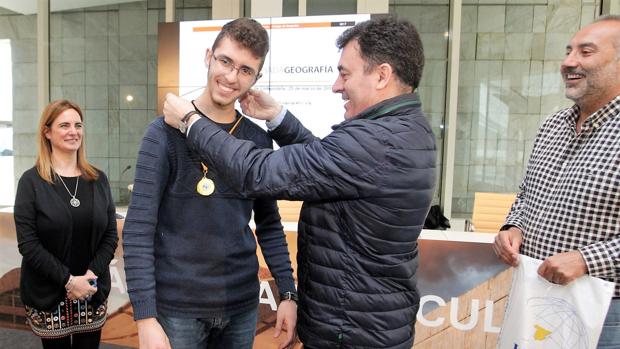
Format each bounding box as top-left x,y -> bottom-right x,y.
187,93 -> 437,348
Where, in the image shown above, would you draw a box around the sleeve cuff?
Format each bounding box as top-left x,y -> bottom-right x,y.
186,115 -> 200,136
131,298 -> 159,321
500,224 -> 523,232
266,106 -> 288,131
579,242 -> 614,278
502,217 -> 524,232
87,264 -> 101,278
274,276 -> 297,294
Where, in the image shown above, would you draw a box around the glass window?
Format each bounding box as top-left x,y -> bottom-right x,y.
0,38 -> 13,206
176,0 -> 211,21
0,5 -> 36,207
283,0 -> 299,16
390,1 -> 450,206
307,0 -> 356,15
453,1 -> 597,216
48,0 -> 165,204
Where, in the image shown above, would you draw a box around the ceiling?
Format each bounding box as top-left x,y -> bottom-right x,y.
0,0 -> 144,15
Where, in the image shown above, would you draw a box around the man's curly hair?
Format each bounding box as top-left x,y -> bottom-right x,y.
336,15 -> 424,89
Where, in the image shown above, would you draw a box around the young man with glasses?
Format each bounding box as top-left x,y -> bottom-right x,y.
123,18 -> 297,349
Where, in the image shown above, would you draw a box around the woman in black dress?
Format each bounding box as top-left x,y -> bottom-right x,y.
14,99 -> 118,349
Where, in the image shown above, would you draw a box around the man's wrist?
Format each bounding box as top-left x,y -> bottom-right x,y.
185,114 -> 202,136
136,317 -> 158,327
182,110 -> 198,123
178,110 -> 199,134
266,106 -> 287,131
279,291 -> 298,304
500,224 -> 522,233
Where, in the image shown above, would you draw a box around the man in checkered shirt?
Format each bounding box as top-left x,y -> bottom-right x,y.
493,16 -> 620,346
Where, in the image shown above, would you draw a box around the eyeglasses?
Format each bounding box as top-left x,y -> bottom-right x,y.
212,55 -> 261,80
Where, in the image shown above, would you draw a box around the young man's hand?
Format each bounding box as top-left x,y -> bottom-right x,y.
136,318 -> 171,349
274,299 -> 298,349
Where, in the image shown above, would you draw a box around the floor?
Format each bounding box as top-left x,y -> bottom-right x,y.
0,327 -> 132,349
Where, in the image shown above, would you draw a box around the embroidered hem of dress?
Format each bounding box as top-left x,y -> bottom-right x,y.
25,299 -> 107,338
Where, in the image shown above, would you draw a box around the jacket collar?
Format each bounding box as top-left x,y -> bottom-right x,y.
357,93 -> 421,121
333,93 -> 421,130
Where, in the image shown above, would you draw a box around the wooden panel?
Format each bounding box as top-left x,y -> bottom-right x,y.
0,305 -> 25,316
101,305 -> 138,347
277,200 -> 303,223
413,268 -> 513,349
156,22 -> 179,115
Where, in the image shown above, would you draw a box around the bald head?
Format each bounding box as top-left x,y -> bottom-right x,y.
591,15 -> 620,57
562,18 -> 620,115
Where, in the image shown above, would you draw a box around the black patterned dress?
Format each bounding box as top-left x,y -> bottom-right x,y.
24,176 -> 107,338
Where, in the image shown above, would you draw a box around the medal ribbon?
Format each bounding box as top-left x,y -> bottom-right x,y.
191,99 -> 244,196
199,114 -> 243,177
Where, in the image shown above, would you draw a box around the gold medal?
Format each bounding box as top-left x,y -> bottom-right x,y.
194,113 -> 243,197
196,177 -> 215,196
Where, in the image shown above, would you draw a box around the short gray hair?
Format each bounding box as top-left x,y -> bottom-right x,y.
593,15 -> 620,58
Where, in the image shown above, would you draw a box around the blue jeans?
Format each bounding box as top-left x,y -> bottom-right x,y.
158,307 -> 258,349
598,298 -> 620,348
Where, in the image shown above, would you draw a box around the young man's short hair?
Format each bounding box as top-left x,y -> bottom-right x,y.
212,17 -> 269,71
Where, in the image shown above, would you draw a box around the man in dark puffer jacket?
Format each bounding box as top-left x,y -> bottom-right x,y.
163,16 -> 436,349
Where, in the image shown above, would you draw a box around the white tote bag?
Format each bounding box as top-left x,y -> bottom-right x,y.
497,254 -> 615,349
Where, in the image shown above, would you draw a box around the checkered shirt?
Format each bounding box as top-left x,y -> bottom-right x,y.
505,95 -> 620,298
